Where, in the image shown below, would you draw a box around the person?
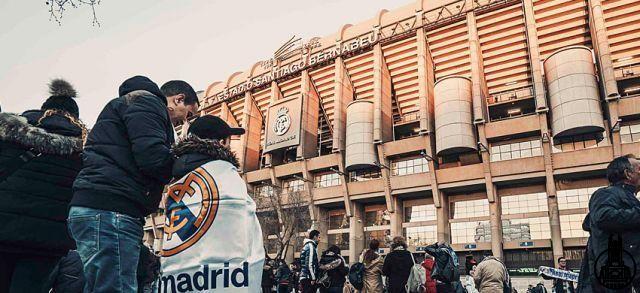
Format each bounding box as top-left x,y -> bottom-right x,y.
0,79 -> 85,293
290,261 -> 302,293
552,257 -> 574,293
473,252 -> 508,292
48,250 -> 86,293
68,76 -> 198,292
382,236 -> 414,293
578,154 -> 640,293
318,245 -> 349,293
526,284 -> 534,293
359,239 -> 384,293
276,260 -> 292,293
533,282 -> 548,293
424,242 -> 462,293
263,259 -> 276,293
421,255 -> 437,293
463,265 -> 479,293
300,230 -> 321,293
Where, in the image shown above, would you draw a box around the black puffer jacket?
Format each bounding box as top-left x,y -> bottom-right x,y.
0,111 -> 82,256
580,183 -> 640,292
72,76 -> 175,218
383,247 -> 415,293
318,251 -> 348,289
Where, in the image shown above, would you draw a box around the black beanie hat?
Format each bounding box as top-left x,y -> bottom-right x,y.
188,115 -> 245,140
41,79 -> 79,118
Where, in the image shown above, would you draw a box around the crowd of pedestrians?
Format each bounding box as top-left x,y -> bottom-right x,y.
2,76 -> 640,293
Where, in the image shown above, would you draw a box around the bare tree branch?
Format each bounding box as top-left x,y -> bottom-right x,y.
46,0 -> 101,26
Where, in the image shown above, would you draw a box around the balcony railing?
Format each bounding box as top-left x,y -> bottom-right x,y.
615,63 -> 640,80
393,111 -> 420,124
487,86 -> 534,105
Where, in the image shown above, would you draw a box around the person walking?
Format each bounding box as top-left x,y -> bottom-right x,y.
473,253 -> 508,293
68,76 -> 199,292
421,256 -> 437,293
276,260 -> 292,293
425,242 -> 462,293
358,239 -> 384,293
382,236 -> 414,293
578,154 -> 640,293
0,79 -> 85,293
552,257 -> 574,293
263,259 -> 276,293
318,245 -> 348,293
300,230 -> 320,293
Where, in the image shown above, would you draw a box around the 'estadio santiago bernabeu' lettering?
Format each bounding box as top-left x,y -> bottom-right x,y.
160,262 -> 250,292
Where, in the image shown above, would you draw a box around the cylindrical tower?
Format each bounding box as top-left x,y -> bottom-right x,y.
434,76 -> 477,156
544,46 -> 605,142
345,100 -> 377,171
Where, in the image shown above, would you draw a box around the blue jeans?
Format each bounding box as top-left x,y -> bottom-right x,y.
68,206 -> 143,293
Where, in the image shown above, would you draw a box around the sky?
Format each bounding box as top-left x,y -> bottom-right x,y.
0,0 -> 409,126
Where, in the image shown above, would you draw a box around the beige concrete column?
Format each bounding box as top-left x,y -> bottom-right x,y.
466,1 -> 488,123
522,0 -> 548,111
264,81 -> 283,167
238,92 -> 263,172
349,202 -> 365,264
298,70 -> 320,159
488,186 -> 504,259
436,191 -> 451,243
390,195 -> 403,239
333,57 -> 354,153
337,152 -> 353,217
416,16 -> 435,134
373,44 -> 394,143
376,144 -> 395,213
588,0 -> 622,156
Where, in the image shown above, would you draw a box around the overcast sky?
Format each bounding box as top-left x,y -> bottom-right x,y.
0,0 -> 409,126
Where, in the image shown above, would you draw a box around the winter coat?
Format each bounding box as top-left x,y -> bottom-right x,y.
49,250 -> 85,293
382,247 -> 414,293
0,111 -> 82,256
319,251 -> 348,289
422,258 -> 437,293
580,183 -> 640,292
300,239 -> 319,281
359,251 -> 384,293
276,264 -> 291,285
262,264 -> 275,288
424,243 -> 459,284
473,257 -> 506,293
463,275 -> 479,293
72,76 -> 174,218
552,267 -> 575,293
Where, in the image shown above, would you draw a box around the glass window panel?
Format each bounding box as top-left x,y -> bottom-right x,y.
504,217 -> 551,240
630,123 -> 640,133
500,144 -> 511,152
364,230 -> 390,248
452,199 -> 489,219
327,233 -> 350,250
521,149 -> 532,157
531,140 -> 541,148
532,147 -> 542,156
511,143 -> 521,151
621,126 -> 631,135
560,214 -> 589,238
520,141 -> 531,149
405,226 -> 437,247
451,221 -> 490,244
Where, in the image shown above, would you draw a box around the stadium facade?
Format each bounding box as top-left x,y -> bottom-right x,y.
144,0 -> 640,273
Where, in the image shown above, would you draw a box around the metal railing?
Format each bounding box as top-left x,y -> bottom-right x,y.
487,86 -> 534,105
615,63 -> 640,80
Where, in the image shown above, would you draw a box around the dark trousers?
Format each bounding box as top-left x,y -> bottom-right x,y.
301,279 -> 317,293
0,252 -> 60,293
263,285 -> 273,292
278,284 -> 290,293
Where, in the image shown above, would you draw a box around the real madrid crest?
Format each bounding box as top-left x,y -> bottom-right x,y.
273,107 -> 291,136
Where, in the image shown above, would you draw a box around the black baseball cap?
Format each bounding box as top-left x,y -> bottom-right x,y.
188,115 -> 245,140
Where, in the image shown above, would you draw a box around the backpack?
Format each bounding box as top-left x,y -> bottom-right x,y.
406,264 -> 427,293
348,262 -> 366,290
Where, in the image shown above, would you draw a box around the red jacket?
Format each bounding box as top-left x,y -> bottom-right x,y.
422,258 -> 437,293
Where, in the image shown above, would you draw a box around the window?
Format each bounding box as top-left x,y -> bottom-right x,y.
405,226 -> 437,247
501,193 -> 548,215
328,233 -> 350,250
391,157 -> 429,176
620,122 -> 640,143
557,187 -> 602,210
490,139 -> 542,162
314,172 -> 341,188
405,204 -> 436,222
560,214 -> 589,238
451,221 -> 490,244
364,230 -> 390,248
365,209 -> 391,226
329,210 -> 349,229
349,169 -> 382,182
254,185 -> 274,198
451,199 -> 490,219
503,218 -> 551,241
552,132 -> 608,153
283,178 -> 305,193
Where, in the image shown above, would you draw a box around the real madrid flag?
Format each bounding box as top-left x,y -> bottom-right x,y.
159,160 -> 265,292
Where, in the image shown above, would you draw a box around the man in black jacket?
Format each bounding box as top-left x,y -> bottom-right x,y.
579,154 -> 640,293
0,79 -> 84,293
68,76 -> 198,292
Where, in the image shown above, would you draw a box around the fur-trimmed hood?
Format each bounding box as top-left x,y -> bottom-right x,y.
171,135 -> 239,178
0,112 -> 82,155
